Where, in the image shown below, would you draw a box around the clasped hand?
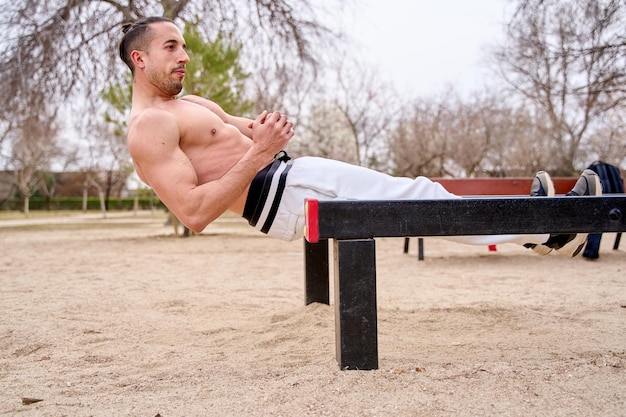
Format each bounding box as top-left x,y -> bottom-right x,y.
249,110 -> 295,157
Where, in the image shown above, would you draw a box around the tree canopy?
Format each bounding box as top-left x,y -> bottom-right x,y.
0,0 -> 347,129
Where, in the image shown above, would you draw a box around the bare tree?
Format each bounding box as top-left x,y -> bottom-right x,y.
248,58 -> 320,124
390,91 -> 454,178
75,106 -> 131,216
445,93 -> 497,177
0,0 -> 355,203
289,98 -> 359,164
493,0 -> 626,175
331,60 -> 399,170
447,90 -> 560,178
389,86 -> 565,179
287,57 -> 400,171
0,0 -> 352,126
579,106 -> 626,168
6,101 -> 63,215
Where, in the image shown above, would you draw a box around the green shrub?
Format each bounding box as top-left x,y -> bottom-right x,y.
1,196 -> 165,211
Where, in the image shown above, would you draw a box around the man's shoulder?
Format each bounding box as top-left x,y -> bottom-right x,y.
129,106 -> 178,132
179,94 -> 214,106
179,95 -> 225,115
127,106 -> 180,154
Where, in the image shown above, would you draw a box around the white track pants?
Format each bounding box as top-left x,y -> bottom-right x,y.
260,157 -> 549,245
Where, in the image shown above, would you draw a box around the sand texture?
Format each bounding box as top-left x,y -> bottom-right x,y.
1,212 -> 625,416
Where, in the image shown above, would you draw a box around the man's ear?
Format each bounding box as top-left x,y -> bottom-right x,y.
130,50 -> 145,69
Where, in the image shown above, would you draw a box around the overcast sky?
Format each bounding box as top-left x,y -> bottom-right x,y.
343,0 -> 511,97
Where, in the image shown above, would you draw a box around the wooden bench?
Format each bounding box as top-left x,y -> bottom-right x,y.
302,196 -> 626,370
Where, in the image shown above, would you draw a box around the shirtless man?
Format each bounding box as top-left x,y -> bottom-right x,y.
121,16 -> 601,256
122,16 -> 293,233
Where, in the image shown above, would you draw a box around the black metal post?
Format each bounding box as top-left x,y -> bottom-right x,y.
333,239 -> 378,370
304,239 -> 329,305
418,237 -> 424,261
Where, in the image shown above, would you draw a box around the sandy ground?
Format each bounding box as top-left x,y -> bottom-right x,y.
1,212 -> 625,416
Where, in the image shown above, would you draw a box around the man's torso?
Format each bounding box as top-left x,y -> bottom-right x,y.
128,98 -> 253,214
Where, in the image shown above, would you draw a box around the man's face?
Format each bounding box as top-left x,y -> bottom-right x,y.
142,22 -> 189,96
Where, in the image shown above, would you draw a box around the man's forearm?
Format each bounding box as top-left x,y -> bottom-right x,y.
180,147 -> 274,232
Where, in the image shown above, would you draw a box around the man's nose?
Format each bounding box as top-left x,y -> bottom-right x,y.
179,49 -> 190,64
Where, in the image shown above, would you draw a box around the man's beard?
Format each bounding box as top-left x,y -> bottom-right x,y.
147,69 -> 183,95
162,79 -> 183,95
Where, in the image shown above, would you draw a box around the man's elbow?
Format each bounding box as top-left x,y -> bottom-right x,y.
177,210 -> 221,234
187,222 -> 207,234
181,215 -> 210,234
168,199 -> 222,233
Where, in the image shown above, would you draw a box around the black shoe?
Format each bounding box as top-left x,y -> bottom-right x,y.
566,169 -> 603,196
544,233 -> 588,258
530,171 -> 555,197
551,169 -> 603,257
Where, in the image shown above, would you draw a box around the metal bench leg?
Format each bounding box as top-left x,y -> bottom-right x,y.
403,237 -> 425,260
334,239 -> 378,370
418,237 -> 424,261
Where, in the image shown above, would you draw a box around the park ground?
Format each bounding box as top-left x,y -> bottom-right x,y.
1,211 -> 625,416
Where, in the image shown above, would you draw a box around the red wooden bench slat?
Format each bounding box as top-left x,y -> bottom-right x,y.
431,177 -> 578,196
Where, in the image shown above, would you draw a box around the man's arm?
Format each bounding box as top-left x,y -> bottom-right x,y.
128,108 -> 292,232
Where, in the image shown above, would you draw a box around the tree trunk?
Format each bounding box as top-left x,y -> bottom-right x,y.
23,196 -> 30,217
133,189 -> 139,215
82,187 -> 88,212
98,190 -> 107,219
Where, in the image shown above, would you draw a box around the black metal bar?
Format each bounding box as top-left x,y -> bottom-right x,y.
614,232 -> 622,250
403,237 -> 409,253
316,196 -> 626,239
306,196 -> 626,370
334,239 -> 378,370
304,239 -> 329,305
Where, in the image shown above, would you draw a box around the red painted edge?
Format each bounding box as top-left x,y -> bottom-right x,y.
304,198 -> 319,243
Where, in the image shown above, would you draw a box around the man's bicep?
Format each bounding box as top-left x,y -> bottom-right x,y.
133,143 -> 198,202
128,117 -> 198,205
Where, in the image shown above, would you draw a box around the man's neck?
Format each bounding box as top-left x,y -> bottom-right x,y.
130,77 -> 178,111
